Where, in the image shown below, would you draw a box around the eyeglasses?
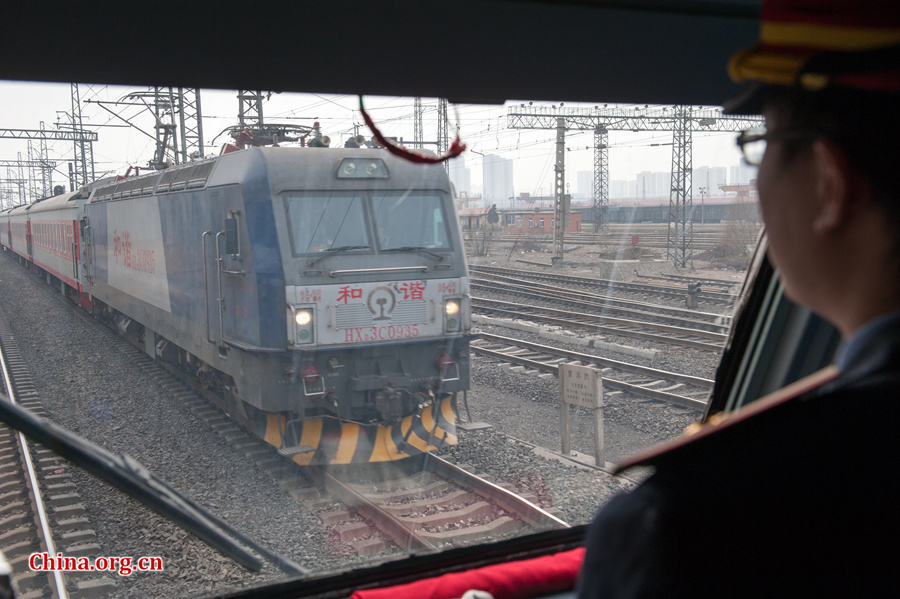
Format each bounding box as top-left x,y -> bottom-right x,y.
735,128 -> 820,166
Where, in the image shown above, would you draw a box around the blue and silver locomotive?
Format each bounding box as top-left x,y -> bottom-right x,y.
2,147 -> 471,464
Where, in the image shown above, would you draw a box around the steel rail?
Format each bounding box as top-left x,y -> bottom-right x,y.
310,455 -> 569,556
471,342 -> 708,409
472,270 -> 730,323
472,296 -> 727,341
472,298 -> 727,352
463,235 -> 723,250
471,279 -> 729,333
634,272 -> 739,288
310,467 -> 437,553
470,265 -> 737,304
426,454 -> 570,530
0,332 -> 68,598
476,332 -> 714,389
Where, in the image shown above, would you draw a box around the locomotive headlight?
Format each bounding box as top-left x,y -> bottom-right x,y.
336,158 -> 389,179
444,299 -> 461,333
292,306 -> 315,345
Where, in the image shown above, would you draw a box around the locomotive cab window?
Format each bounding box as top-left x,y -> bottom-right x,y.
371,192 -> 451,251
284,192 -> 370,254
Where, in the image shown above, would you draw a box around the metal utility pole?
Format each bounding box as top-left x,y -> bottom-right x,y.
27,141 -> 42,200
70,83 -> 95,188
92,87 -> 203,170
508,104 -> 762,266
1,127 -> 98,196
17,153 -> 24,203
0,168 -> 26,208
413,97 -> 424,148
238,90 -> 265,130
593,125 -> 609,233
144,87 -> 178,170
437,99 -> 449,173
177,87 -> 204,161
668,106 -> 693,267
552,118 -> 567,264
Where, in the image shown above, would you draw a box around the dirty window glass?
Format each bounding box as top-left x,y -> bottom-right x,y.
371,192 -> 450,250
285,193 -> 369,253
0,81 -> 765,598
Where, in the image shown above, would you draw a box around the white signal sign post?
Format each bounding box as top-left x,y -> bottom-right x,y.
559,362 -> 604,466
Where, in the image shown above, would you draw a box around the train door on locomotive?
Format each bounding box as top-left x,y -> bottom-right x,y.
25,217 -> 32,259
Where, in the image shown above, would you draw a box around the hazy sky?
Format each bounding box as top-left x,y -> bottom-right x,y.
0,80 -> 751,198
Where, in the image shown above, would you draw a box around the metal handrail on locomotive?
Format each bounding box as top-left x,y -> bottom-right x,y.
0,147 -> 472,465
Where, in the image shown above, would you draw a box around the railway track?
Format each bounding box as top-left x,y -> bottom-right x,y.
470,265 -> 739,307
472,297 -> 727,352
111,330 -> 569,560
4,254 -> 572,569
633,272 -> 740,290
463,234 -> 725,250
313,455 -> 568,555
472,332 -> 712,409
471,273 -> 730,333
0,314 -> 115,598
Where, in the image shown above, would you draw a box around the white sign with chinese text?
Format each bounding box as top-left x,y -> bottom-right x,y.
559,362 -> 604,466
106,198 -> 171,312
286,277 -> 464,346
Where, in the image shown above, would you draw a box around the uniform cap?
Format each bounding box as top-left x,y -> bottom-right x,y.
725,0 -> 900,113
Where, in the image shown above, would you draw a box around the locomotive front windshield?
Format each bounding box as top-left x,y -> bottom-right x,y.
285,190 -> 451,254
371,192 -> 451,250
285,193 -> 370,253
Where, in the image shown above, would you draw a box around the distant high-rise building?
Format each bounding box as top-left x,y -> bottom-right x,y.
482,154 -> 514,206
729,162 -> 758,186
576,170 -> 593,200
610,179 -> 629,199
693,166 -> 728,195
636,171 -> 671,200
654,172 -> 670,198
636,171 -> 652,200
448,155 -> 471,196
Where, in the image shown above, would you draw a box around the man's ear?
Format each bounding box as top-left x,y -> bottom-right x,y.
810,139 -> 860,234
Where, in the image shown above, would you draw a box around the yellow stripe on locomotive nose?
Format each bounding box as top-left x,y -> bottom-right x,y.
403,405 -> 440,453
293,418 -> 323,466
370,422 -> 410,462
264,414 -> 283,447
256,395 -> 458,464
331,422 -> 361,465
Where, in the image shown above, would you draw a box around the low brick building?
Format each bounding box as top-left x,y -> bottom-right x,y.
500,208 -> 581,234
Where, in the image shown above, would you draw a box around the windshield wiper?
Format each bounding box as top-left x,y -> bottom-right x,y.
306,245 -> 370,267
381,246 -> 445,261
0,392 -> 306,576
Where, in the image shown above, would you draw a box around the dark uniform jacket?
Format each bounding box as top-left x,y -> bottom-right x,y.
577,313 -> 900,598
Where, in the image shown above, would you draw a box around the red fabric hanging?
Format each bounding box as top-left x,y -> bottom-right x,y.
350,547 -> 585,599
359,96 -> 466,164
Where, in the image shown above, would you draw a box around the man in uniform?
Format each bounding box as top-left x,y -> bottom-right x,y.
578,1 -> 900,596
